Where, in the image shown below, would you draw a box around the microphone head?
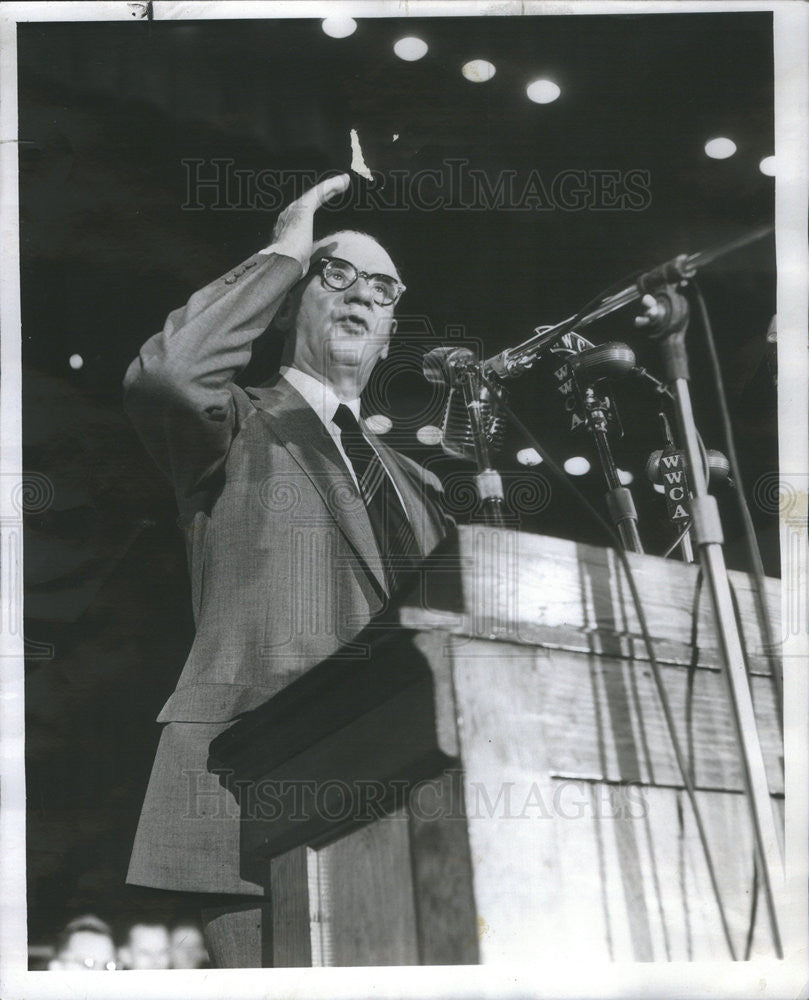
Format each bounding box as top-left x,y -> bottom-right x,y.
422,346 -> 476,386
571,342 -> 636,383
645,449 -> 663,484
439,386 -> 505,461
440,387 -> 475,460
706,449 -> 731,487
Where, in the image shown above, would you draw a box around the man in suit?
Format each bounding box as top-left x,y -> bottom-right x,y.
123,174 -> 449,967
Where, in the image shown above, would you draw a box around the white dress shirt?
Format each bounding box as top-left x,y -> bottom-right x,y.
280,366 -> 360,486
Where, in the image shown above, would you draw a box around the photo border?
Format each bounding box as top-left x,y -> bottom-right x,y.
1,2 -> 806,998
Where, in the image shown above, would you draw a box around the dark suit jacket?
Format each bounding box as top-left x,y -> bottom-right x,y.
124,250 -> 448,893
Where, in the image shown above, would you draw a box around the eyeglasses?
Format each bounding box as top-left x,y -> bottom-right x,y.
314,256 -> 405,307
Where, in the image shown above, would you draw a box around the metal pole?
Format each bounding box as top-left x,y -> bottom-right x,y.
459,371 -> 506,528
483,226 -> 774,379
589,418 -> 644,553
663,315 -> 783,956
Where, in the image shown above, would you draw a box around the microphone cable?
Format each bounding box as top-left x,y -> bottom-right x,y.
499,397 -> 739,959
684,565 -> 766,958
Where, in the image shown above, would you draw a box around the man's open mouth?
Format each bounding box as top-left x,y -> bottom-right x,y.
335,314 -> 369,333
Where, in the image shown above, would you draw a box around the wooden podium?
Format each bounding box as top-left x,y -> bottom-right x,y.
212,526 -> 783,966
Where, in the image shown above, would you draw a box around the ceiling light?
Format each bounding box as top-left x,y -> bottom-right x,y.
416,425 -> 442,446
759,155 -> 775,176
564,456 -> 590,476
321,17 -> 357,39
617,469 -> 634,486
517,448 -> 543,467
704,137 -> 737,159
69,354 -> 84,370
364,414 -> 392,435
462,59 -> 496,83
526,79 -> 560,104
394,37 -> 428,62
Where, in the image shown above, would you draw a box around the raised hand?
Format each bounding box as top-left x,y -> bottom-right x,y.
270,173 -> 351,267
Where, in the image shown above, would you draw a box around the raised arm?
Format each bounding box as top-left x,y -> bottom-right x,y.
123,174 -> 350,501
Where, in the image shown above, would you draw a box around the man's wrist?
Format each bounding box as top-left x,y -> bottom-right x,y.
258,240 -> 310,275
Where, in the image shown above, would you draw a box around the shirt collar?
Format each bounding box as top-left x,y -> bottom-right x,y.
280,366 -> 361,424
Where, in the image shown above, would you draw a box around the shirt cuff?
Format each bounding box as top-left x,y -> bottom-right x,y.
258,241 -> 310,275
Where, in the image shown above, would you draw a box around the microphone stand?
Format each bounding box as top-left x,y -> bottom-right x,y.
638,279 -> 784,957
483,226 -> 773,379
457,368 -> 506,528
654,411 -> 694,563
577,381 -> 643,553
564,344 -> 644,553
424,346 -> 507,528
464,223 -> 781,953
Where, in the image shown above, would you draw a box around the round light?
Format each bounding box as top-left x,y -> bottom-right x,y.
462,59 -> 496,83
416,425 -> 442,446
69,354 -> 84,370
321,16 -> 357,39
617,469 -> 634,486
704,137 -> 737,160
564,456 -> 590,476
759,155 -> 775,177
526,79 -> 560,104
394,37 -> 428,62
364,414 -> 392,435
653,482 -> 666,494
516,448 -> 543,467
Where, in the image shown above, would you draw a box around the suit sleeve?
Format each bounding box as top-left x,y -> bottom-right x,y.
123,251 -> 302,501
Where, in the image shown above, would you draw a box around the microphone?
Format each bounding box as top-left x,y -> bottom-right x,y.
568,342 -> 636,383
706,450 -> 732,488
644,450 -> 664,485
646,448 -> 732,489
480,226 -> 774,380
552,342 -> 635,434
439,384 -> 505,461
422,346 -> 476,387
422,346 -> 505,461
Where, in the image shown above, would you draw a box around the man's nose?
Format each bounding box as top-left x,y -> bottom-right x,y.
344,274 -> 375,306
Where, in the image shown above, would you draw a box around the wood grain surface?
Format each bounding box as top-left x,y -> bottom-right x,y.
235,527 -> 783,965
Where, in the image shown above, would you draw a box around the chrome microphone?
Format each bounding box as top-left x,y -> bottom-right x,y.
439,384 -> 505,462
422,346 -> 476,387
422,346 -> 505,461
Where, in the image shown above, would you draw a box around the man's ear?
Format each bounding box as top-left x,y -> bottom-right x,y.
381,318 -> 397,360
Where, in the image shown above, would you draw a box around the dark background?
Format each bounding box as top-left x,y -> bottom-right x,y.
18,12 -> 776,943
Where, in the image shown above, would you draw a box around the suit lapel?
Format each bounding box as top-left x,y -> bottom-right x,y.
367,434 -> 443,557
246,380 -> 388,594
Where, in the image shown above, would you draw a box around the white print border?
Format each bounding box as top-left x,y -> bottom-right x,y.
0,4 -> 806,1000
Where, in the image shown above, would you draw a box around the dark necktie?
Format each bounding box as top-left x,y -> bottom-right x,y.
332,404 -> 419,594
